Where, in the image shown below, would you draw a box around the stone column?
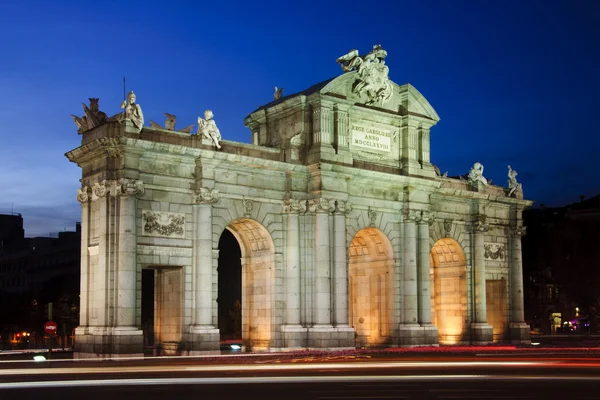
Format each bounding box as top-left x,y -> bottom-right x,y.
402,209 -> 420,325
309,198 -> 335,327
92,181 -> 110,328
283,199 -> 306,326
509,224 -> 530,343
192,188 -> 219,329
281,199 -> 308,348
333,200 -> 351,327
398,208 -> 422,346
417,211 -> 439,343
471,216 -> 493,343
76,186 -> 90,333
115,179 -> 144,331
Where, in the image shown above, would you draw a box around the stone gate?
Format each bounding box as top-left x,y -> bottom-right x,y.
66,45 -> 531,358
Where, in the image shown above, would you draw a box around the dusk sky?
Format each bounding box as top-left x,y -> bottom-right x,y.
0,0 -> 598,237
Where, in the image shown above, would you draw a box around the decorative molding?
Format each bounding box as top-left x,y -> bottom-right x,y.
420,210 -> 436,226
368,207 -> 377,227
193,187 -> 219,204
242,199 -> 254,217
283,199 -> 308,214
402,208 -> 421,223
89,179 -> 144,201
98,137 -> 122,158
91,180 -> 109,200
117,178 -> 145,197
335,200 -> 352,215
513,225 -> 527,237
308,198 -> 335,214
484,243 -> 506,261
473,215 -> 489,233
444,219 -> 453,237
77,186 -> 90,203
141,210 -> 185,238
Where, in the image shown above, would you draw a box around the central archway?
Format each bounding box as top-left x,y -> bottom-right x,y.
430,238 -> 468,344
220,218 -> 275,351
348,227 -> 395,347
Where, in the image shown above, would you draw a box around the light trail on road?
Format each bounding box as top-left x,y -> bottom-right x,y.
0,360 -> 550,377
2,374 -> 600,390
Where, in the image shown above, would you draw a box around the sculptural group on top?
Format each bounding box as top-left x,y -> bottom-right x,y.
336,44 -> 393,106
468,162 -> 488,186
70,91 -> 223,149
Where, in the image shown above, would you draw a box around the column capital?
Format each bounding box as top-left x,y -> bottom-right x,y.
116,178 -> 145,197
512,225 -> 527,237
308,198 -> 335,214
91,180 -> 109,201
77,186 -> 90,204
402,208 -> 421,223
334,200 -> 352,215
193,187 -> 219,204
420,210 -> 436,226
473,215 -> 489,233
283,198 -> 307,214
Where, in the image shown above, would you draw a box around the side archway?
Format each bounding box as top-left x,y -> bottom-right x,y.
430,238 -> 468,344
348,227 -> 395,347
222,218 -> 275,351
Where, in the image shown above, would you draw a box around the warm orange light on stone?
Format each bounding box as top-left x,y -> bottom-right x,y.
430,238 -> 467,345
349,227 -> 394,347
226,218 -> 275,351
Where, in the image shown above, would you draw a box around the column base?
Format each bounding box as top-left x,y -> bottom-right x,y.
508,322 -> 531,344
470,323 -> 494,344
73,326 -> 143,358
184,325 -> 220,352
281,325 -> 308,349
397,324 -> 439,347
307,325 -> 355,349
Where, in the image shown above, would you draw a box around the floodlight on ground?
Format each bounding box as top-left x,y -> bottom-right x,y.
33,355 -> 46,362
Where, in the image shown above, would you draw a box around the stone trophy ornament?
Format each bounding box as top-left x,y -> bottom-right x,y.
70,98 -> 110,134
197,110 -> 222,149
119,91 -> 144,132
274,86 -> 284,100
507,165 -> 523,197
468,162 -> 488,186
336,44 -> 393,106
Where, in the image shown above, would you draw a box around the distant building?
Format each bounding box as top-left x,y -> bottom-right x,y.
0,218 -> 80,297
523,195 -> 600,334
0,213 -> 25,255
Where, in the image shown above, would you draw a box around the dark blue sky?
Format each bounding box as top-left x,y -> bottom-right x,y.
0,0 -> 598,236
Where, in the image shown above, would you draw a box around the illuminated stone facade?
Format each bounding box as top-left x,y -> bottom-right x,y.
66,47 -> 532,357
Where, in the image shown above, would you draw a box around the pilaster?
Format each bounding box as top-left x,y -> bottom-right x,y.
306,198 -> 354,349
509,223 -> 530,344
74,179 -> 145,358
471,215 -> 493,344
417,210 -> 438,345
281,199 -> 308,348
308,101 -> 335,163
188,187 -> 220,353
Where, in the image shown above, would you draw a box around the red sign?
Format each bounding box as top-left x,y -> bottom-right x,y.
44,321 -> 57,335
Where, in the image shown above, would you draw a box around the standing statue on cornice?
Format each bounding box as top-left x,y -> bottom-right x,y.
468,162 -> 488,186
119,91 -> 144,132
197,110 -> 222,150
336,44 -> 393,106
507,165 -> 523,197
